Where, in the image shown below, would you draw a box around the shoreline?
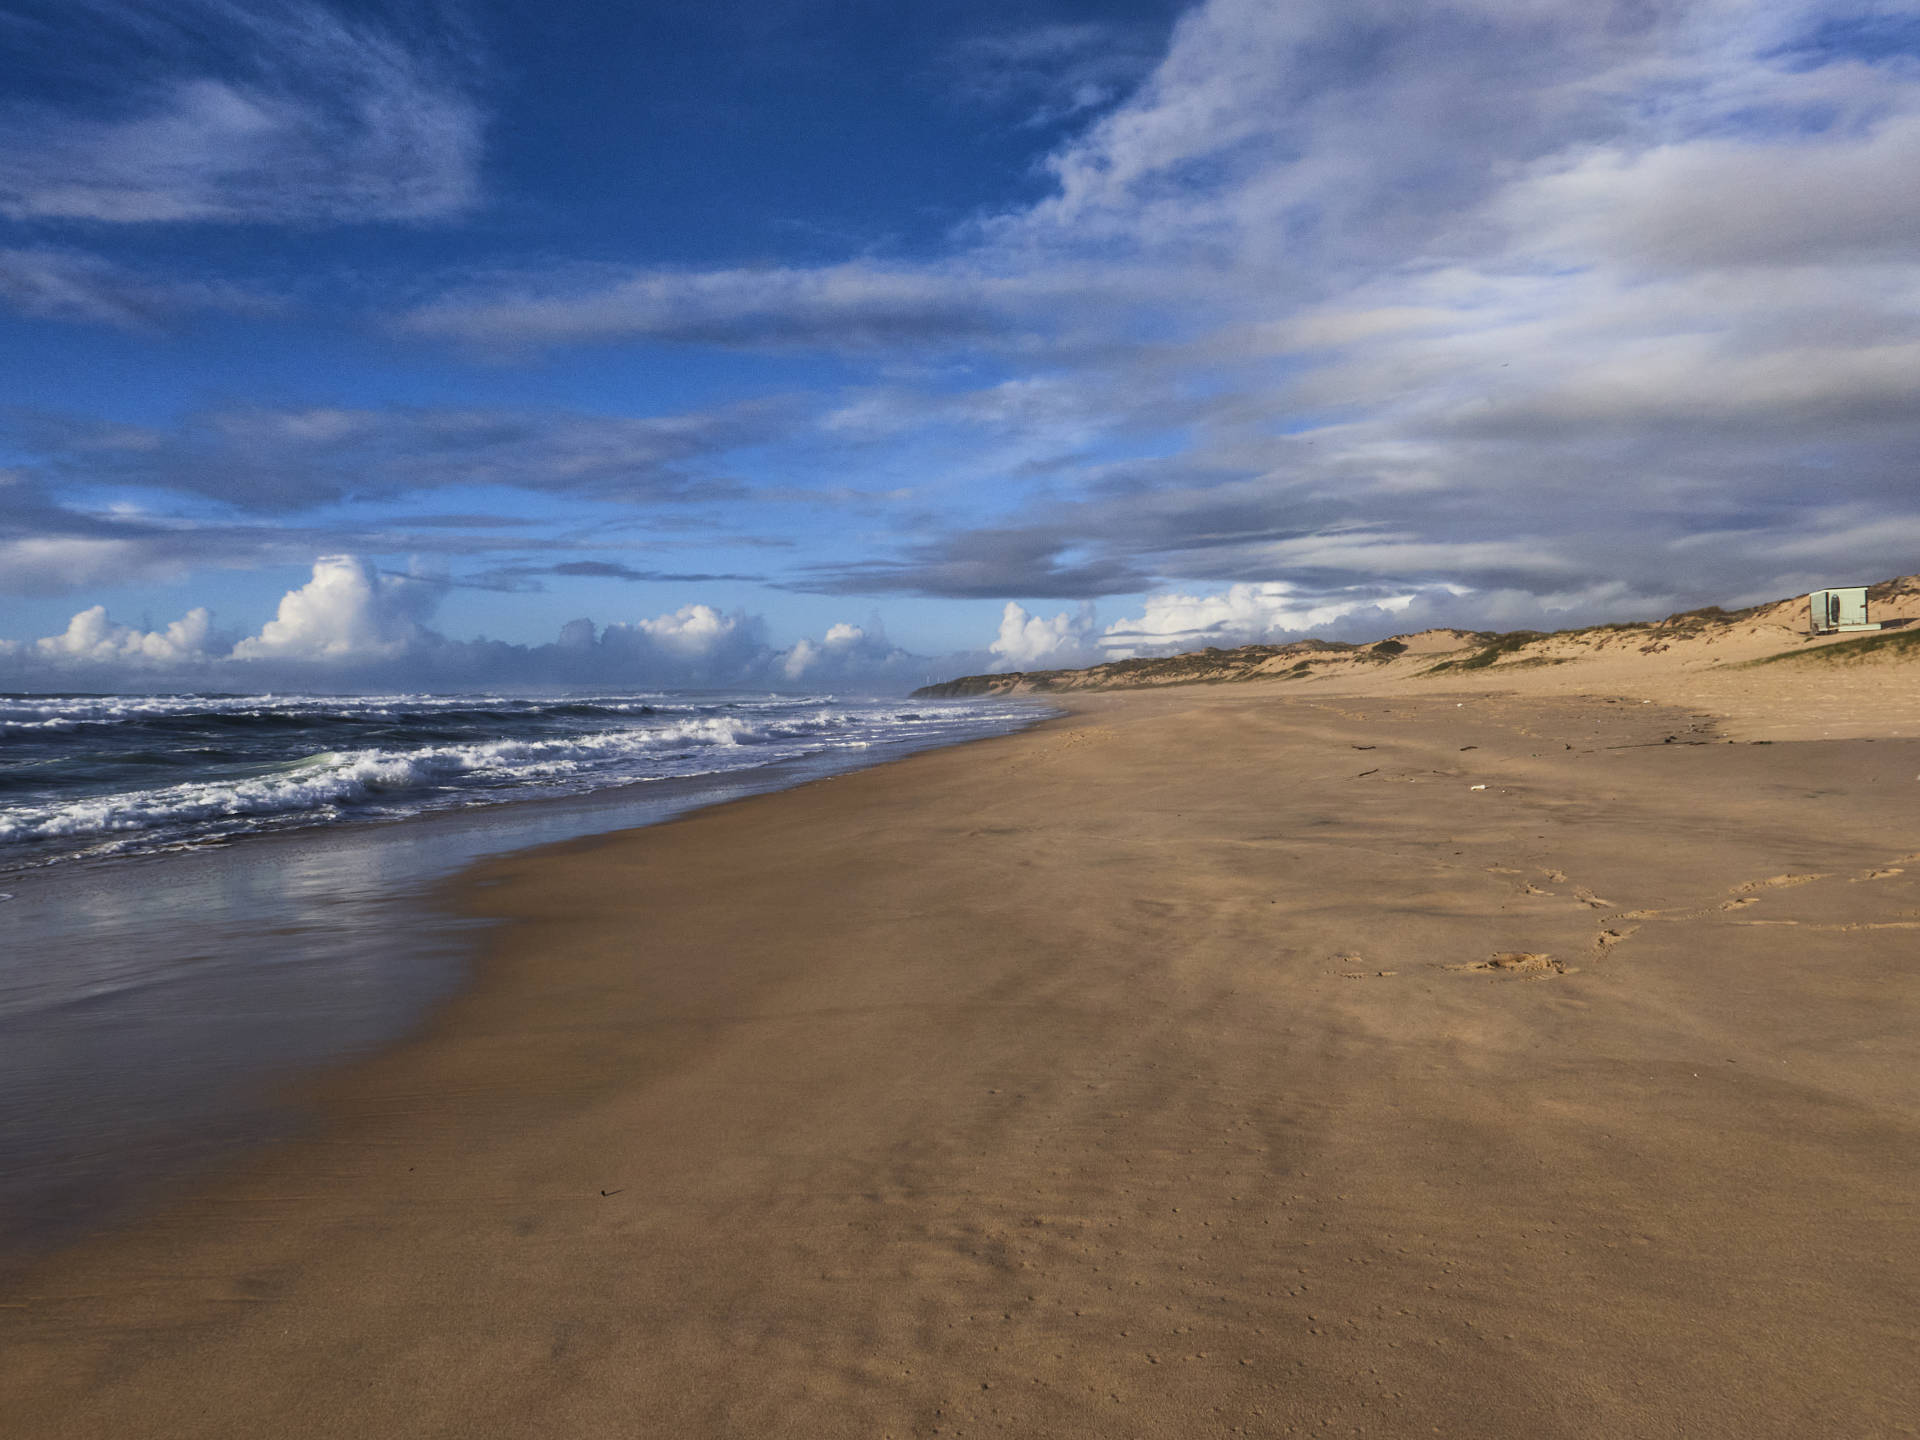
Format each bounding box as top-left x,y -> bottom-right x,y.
0,700 -> 1048,1265
4,684 -> 1918,1437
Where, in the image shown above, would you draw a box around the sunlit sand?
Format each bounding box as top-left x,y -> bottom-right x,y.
5,646 -> 1918,1437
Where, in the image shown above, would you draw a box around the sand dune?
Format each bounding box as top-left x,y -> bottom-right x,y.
921,574 -> 1920,740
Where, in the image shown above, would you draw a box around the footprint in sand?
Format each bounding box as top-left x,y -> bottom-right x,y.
1730,873 -> 1827,895
1716,874 -> 1828,910
1573,887 -> 1615,909
1543,869 -> 1569,883
1594,925 -> 1639,952
1854,867 -> 1905,882
1449,951 -> 1566,978
1332,953 -> 1398,979
1340,970 -> 1399,979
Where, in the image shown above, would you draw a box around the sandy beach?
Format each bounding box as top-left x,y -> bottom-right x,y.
5,683 -> 1919,1438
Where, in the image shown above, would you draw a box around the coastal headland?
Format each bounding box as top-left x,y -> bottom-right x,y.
5,651 -> 1920,1434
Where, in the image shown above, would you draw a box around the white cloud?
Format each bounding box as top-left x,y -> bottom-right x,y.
230,555 -> 435,662
989,601 -> 1098,671
33,604 -> 214,665
376,0 -> 1920,636
399,262 -> 1031,353
0,555 -> 951,692
1092,576 -> 1683,655
773,621 -> 928,687
629,604 -> 741,658
0,2 -> 481,225
1100,583 -> 1415,656
1503,111 -> 1920,272
13,0 -> 1920,647
779,637 -> 822,680
780,621 -> 868,680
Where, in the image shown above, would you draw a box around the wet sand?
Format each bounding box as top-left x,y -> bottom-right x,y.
4,687 -> 1918,1438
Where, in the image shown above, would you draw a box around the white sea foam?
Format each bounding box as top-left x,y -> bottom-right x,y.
0,694 -> 1035,858
4,719 -> 740,840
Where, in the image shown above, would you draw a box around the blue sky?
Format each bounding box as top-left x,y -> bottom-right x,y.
3,0 -> 1919,691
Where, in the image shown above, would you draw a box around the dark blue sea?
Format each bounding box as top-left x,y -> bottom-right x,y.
0,690 -> 1032,866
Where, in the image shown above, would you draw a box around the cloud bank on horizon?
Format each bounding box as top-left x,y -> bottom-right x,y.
0,556 -> 932,691
2,0 -> 1917,691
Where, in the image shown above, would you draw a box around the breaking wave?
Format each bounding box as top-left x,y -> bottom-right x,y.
0,691 -> 1032,865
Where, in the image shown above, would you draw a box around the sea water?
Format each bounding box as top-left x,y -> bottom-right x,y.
0,690 -> 1039,1257
0,691 -> 1041,864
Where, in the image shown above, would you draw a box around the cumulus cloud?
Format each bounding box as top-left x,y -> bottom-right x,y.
0,555 -> 952,692
231,555 -> 436,662
0,0 -> 482,224
1098,584 -> 1414,657
33,604 -> 216,665
627,604 -> 744,658
778,621 -> 925,686
989,601 -> 1097,671
782,621 -> 860,680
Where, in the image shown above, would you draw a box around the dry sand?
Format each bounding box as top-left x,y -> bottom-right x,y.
4,684 -> 1919,1438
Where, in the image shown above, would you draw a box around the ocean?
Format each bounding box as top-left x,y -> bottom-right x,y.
0,690 -> 1041,1258
0,690 -> 1037,866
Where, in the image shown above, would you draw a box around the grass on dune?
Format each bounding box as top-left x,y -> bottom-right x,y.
1422,631 -> 1546,675
1749,626 -> 1920,666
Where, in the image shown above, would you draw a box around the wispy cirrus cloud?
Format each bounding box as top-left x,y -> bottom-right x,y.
792,525 -> 1153,600
0,246 -> 279,328
397,261 -> 1054,354
0,498 -> 284,595
753,0 -> 1920,627
7,400 -> 783,513
947,21 -> 1164,129
0,0 -> 482,225
463,560 -> 771,592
